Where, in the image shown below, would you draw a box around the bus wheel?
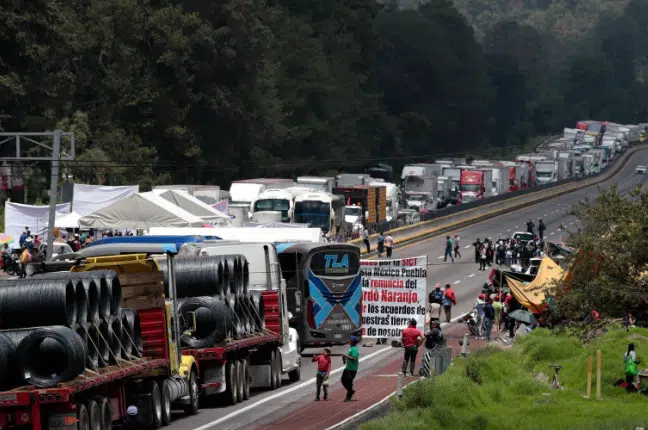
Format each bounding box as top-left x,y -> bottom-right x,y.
85,400 -> 101,430
77,403 -> 90,430
161,379 -> 172,425
183,370 -> 200,416
236,360 -> 244,403
275,349 -> 282,389
242,360 -> 250,400
269,350 -> 277,390
225,361 -> 239,405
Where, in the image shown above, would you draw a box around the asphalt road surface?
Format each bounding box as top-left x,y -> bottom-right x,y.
166,148 -> 648,430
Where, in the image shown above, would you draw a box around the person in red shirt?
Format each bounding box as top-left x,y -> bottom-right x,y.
401,319 -> 424,376
312,348 -> 331,401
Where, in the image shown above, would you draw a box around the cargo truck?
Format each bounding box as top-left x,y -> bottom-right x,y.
333,185 -> 387,225
436,177 -> 452,208
403,175 -> 438,212
556,159 -> 571,180
296,176 -> 335,193
490,166 -> 509,196
441,167 -> 461,204
459,170 -> 492,203
0,247 -> 300,430
534,161 -> 557,185
368,182 -> 399,221
335,174 -> 371,187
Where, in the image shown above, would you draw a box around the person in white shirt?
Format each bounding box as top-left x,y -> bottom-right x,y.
385,233 -> 394,258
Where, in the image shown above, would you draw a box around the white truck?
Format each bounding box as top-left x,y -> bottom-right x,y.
336,174 -> 371,187
405,175 -> 438,212
582,153 -> 598,174
296,176 -> 335,193
436,176 -> 452,208
534,160 -> 558,185
556,159 -> 571,180
589,148 -> 608,169
490,166 -> 509,196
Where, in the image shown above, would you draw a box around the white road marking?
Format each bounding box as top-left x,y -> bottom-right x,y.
570,222 -> 574,225
464,245 -> 471,249
544,214 -> 548,217
506,229 -> 511,232
550,232 -> 555,236
468,274 -> 475,278
515,226 -> 519,228
453,280 -> 461,284
438,256 -> 444,259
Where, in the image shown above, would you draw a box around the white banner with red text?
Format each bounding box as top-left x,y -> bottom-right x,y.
360,256 -> 427,338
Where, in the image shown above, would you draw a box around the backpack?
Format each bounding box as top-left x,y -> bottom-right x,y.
625,357 -> 638,377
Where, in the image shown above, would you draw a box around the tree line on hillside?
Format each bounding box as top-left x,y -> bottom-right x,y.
1,0 -> 648,202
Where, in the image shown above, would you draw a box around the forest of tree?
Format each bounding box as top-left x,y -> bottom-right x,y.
1,0 -> 648,201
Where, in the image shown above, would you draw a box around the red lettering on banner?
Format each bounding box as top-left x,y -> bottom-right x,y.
380,289 -> 418,304
370,279 -> 405,288
401,258 -> 417,267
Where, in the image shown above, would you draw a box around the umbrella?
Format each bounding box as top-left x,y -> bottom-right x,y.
0,234 -> 13,245
508,309 -> 537,325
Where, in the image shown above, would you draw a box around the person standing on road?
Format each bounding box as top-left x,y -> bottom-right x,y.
428,284 -> 443,324
443,236 -> 454,263
479,245 -> 487,271
538,219 -> 546,241
385,232 -> 394,258
453,234 -> 461,259
475,294 -> 486,338
312,348 -> 331,401
420,321 -> 444,376
401,319 -> 424,376
376,232 -> 385,258
472,238 -> 482,263
341,336 -> 359,402
362,229 -> 370,254
526,219 -> 535,235
484,297 -> 495,341
442,284 -> 456,323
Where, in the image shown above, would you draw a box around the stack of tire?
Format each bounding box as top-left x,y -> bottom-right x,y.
0,270 -> 143,390
157,255 -> 264,348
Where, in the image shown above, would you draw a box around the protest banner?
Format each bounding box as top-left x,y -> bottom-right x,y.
360,256 -> 427,338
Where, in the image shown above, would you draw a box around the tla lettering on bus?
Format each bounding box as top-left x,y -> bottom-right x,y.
324,254 -> 349,269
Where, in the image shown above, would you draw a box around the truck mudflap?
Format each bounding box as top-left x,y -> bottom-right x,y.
202,365 -> 226,396
47,413 -> 76,430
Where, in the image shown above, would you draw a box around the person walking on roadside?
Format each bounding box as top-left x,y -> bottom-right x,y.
453,234 -> 461,258
19,245 -> 32,278
479,245 -> 487,271
472,238 -> 482,263
376,232 -> 385,258
428,284 -> 443,324
312,348 -> 332,401
420,321 -> 444,376
401,319 -> 424,376
442,284 -> 456,323
443,236 -> 454,263
484,297 -> 495,341
526,219 -> 535,235
538,219 -> 546,241
341,336 -> 359,402
385,232 -> 394,258
362,229 -> 370,254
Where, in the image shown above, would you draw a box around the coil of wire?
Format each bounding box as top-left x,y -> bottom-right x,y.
121,309 -> 143,358
0,333 -> 16,390
31,272 -> 96,323
89,271 -> 122,317
158,256 -> 226,298
178,297 -> 233,347
0,279 -> 77,328
249,290 -> 265,331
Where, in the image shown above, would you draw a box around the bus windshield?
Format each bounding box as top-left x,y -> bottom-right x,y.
294,201 -> 331,230
254,198 -> 291,221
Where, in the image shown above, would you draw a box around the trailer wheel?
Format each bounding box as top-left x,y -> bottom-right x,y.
224,361 -> 238,405
269,350 -> 277,390
242,360 -> 250,400
236,360 -> 245,402
275,350 -> 282,388
150,381 -> 163,429
96,397 -> 112,430
183,370 -> 200,416
77,403 -> 90,430
86,400 -> 101,430
161,379 -> 172,425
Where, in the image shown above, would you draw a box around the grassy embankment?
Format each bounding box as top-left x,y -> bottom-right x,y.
361,327 -> 648,430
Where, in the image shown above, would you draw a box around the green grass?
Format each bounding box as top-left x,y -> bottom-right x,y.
361,328 -> 648,430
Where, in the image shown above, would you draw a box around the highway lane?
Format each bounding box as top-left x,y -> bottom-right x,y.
166,149 -> 648,430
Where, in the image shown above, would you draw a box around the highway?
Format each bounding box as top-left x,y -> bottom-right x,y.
167,148 -> 648,430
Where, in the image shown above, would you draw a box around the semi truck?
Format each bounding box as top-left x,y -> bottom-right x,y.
459,170 -> 492,203
436,177 -> 452,208
534,161 -> 557,185
335,174 -> 371,187
0,245 -> 301,430
296,176 -> 335,193
403,175 -> 438,212
441,166 -> 461,203
332,185 -> 387,225
489,166 -> 509,196
556,159 -> 571,180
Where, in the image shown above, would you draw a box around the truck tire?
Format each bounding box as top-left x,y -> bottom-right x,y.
77,403 -> 90,430
275,349 -> 282,389
224,361 -> 238,405
85,400 -> 101,430
150,381 -> 163,429
95,397 -> 112,430
161,379 -> 172,426
269,350 -> 277,390
236,360 -> 244,403
183,370 -> 200,416
242,360 -> 250,400
288,360 -> 301,382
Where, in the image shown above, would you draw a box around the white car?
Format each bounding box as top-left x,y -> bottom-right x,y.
635,165 -> 646,174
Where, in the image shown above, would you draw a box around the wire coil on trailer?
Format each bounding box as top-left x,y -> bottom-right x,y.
100,316 -> 123,365
15,326 -> 87,388
0,280 -> 77,328
90,271 -> 122,316
86,323 -> 104,369
31,272 -> 96,323
121,309 -> 143,358
179,297 -> 233,347
0,333 -> 17,390
249,290 -> 265,331
158,256 -> 226,298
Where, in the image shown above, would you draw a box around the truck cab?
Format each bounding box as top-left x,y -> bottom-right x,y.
405,191 -> 436,212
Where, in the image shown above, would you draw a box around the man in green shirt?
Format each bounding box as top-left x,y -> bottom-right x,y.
341,336 -> 359,401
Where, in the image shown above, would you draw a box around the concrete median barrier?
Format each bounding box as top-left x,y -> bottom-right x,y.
351,144 -> 648,254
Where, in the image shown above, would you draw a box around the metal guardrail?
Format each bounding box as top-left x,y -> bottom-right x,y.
420,345 -> 452,377
346,143 -> 647,251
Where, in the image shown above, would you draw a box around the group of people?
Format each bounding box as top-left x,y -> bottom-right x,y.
472,235 -> 545,272
366,231 -> 394,258
443,234 -> 461,262
311,336 -> 359,402
428,283 -> 457,323
400,318 -> 445,376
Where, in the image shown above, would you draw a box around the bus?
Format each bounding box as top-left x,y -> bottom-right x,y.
252,188 -> 310,223
276,242 -> 362,350
293,192 -> 344,235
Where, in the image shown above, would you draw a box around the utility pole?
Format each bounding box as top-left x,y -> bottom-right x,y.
0,131 -> 75,260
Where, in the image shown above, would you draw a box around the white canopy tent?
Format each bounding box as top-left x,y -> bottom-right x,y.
79,192 -> 206,229
55,211 -> 83,228
152,189 -> 231,225
147,227 -> 324,243
72,184 -> 139,216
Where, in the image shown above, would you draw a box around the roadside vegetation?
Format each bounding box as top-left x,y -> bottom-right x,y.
361,328 -> 648,430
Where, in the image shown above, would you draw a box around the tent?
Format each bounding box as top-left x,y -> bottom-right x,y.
55,211 -> 82,228
244,221 -> 309,228
505,256 -> 564,314
72,184 -> 139,216
78,192 -> 206,229
152,189 -> 230,225
148,227 -> 324,243
4,201 -> 71,248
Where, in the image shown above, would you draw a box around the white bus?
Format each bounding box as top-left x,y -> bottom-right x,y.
252,188 -> 306,223
293,192 -> 344,235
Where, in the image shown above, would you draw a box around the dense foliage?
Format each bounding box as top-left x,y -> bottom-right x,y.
1,0 -> 648,201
